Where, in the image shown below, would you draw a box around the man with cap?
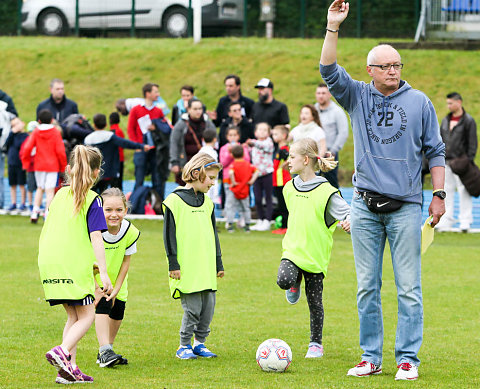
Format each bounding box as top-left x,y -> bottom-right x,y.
251,78 -> 289,128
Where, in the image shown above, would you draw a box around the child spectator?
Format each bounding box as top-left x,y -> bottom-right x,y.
109,112 -> 125,190
21,109 -> 67,223
41,145 -> 113,384
94,188 -> 140,368
271,125 -> 292,234
247,122 -> 274,231
289,104 -> 327,157
84,113 -> 150,194
227,145 -> 259,232
23,121 -> 38,211
199,128 -> 220,204
277,138 -> 350,359
162,153 -> 224,360
219,126 -> 250,208
5,118 -> 28,213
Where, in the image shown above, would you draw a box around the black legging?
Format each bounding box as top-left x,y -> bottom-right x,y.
277,259 -> 325,344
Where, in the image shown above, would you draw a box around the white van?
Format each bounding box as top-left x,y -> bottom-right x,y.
21,0 -> 244,37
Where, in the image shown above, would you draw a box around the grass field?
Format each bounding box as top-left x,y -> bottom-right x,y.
1,215 -> 478,388
1,37 -> 480,185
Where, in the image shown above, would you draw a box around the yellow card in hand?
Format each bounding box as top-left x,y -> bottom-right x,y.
421,216 -> 434,254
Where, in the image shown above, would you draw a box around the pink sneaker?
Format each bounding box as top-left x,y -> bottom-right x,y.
73,367 -> 94,383
46,346 -> 75,381
55,373 -> 74,385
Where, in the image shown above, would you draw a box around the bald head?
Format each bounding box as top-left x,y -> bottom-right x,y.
367,44 -> 401,66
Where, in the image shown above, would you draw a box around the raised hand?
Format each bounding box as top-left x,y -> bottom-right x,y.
327,0 -> 350,28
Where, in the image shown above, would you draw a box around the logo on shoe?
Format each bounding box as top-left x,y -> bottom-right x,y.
43,278 -> 74,284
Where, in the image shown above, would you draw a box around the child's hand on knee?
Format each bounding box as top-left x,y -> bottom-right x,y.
169,270 -> 181,280
217,271 -> 225,278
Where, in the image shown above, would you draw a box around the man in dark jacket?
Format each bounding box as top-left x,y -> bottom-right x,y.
437,92 -> 477,232
251,78 -> 289,127
208,74 -> 254,126
36,79 -> 78,123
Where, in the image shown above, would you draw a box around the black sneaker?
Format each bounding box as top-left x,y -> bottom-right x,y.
98,349 -> 122,368
118,357 -> 128,365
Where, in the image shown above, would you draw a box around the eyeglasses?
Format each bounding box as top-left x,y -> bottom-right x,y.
368,63 -> 404,71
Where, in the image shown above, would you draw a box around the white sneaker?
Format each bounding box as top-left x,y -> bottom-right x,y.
347,360 -> 382,377
305,342 -> 323,358
395,362 -> 418,380
256,219 -> 271,231
237,216 -> 245,228
250,220 -> 263,231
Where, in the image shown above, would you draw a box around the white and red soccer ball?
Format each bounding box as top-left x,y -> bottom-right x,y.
256,338 -> 292,373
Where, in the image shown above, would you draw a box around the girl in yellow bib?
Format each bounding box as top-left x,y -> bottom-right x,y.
40,145 -> 113,384
277,138 -> 350,359
94,188 -> 140,367
162,152 -> 224,360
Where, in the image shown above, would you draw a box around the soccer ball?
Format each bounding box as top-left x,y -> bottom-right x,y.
256,338 -> 292,373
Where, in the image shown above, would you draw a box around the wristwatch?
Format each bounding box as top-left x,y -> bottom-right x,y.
432,190 -> 446,200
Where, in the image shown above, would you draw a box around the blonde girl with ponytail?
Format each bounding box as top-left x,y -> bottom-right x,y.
39,145 -> 113,385
276,138 -> 350,358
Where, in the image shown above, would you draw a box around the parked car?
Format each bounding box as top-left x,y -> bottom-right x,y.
21,0 -> 244,37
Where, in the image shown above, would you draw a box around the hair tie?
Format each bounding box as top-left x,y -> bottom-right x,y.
204,162 -> 216,168
317,156 -> 322,160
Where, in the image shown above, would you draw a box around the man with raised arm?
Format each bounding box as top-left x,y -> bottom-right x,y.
320,0 -> 445,381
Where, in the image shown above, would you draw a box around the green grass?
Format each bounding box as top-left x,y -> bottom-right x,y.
1,37 -> 480,185
0,216 -> 479,388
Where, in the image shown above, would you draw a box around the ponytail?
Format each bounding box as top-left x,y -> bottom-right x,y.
290,138 -> 338,173
66,145 -> 103,214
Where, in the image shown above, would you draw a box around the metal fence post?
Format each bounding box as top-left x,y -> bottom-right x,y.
131,0 -> 136,37
17,0 -> 22,35
243,0 -> 248,37
356,0 -> 362,38
75,0 -> 79,36
300,0 -> 306,38
188,0 -> 193,37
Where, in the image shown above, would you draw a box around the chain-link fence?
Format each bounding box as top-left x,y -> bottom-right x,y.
3,0 -> 420,38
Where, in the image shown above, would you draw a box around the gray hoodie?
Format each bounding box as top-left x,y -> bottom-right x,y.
320,62 -> 445,204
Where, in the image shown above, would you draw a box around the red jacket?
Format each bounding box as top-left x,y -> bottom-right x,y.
110,123 -> 125,162
127,104 -> 164,143
21,124 -> 67,173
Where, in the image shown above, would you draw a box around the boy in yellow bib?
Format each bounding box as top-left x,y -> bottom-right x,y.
277,138 -> 350,358
163,153 -> 224,359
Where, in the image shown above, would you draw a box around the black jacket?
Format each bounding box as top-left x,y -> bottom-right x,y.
252,98 -> 289,127
213,93 -> 255,127
36,95 -> 79,123
440,109 -> 477,161
218,117 -> 255,149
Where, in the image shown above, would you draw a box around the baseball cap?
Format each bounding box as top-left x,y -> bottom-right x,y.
254,78 -> 274,89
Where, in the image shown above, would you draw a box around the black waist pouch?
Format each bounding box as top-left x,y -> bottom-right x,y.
360,191 -> 404,213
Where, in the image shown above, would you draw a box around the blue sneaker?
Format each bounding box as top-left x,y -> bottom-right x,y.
19,204 -> 27,212
286,281 -> 301,304
192,344 -> 217,358
305,342 -> 324,358
7,203 -> 16,213
176,345 -> 197,359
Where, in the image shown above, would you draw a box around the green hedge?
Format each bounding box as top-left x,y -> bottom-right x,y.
0,0 -> 18,35
246,0 -> 419,38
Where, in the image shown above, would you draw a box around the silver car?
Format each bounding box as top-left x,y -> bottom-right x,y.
21,0 -> 244,37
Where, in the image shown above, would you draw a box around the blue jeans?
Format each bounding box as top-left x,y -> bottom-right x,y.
350,191 -> 423,366
133,150 -> 165,200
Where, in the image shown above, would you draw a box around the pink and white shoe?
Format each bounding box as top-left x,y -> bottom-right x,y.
395,362 -> 419,380
46,346 -> 75,381
347,360 -> 382,377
